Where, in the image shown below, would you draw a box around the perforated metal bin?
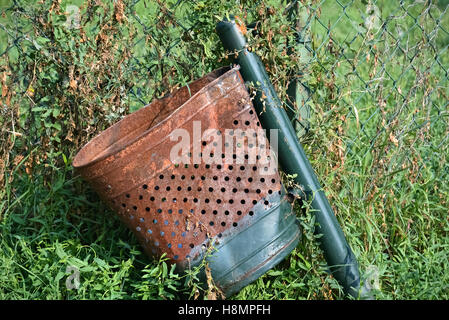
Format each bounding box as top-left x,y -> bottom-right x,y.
73,66 -> 301,296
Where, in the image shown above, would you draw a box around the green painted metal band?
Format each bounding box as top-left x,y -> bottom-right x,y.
184,189 -> 301,297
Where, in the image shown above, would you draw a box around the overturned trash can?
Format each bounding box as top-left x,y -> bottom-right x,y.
73,66 -> 301,297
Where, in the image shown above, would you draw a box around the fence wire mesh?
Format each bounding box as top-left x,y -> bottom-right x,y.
0,0 -> 448,298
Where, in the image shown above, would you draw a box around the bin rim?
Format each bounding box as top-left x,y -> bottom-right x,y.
73,65 -> 239,170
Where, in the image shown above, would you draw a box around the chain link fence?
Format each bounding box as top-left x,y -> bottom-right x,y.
0,0 -> 448,298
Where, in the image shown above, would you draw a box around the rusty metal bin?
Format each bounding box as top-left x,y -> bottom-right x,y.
73,66 -> 301,296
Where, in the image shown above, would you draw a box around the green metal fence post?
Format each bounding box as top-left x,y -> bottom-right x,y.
286,0 -> 312,139
216,16 -> 361,298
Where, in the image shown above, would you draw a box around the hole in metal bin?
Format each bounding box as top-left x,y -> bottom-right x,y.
147,229 -> 152,234
209,221 -> 214,226
153,219 -> 157,224
197,187 -> 202,191
201,176 -> 206,180
194,164 -> 199,169
206,164 -> 210,169
168,243 -> 171,248
264,200 -> 269,205
221,222 -> 226,226
249,211 -> 254,216
166,186 -> 171,191
177,186 -> 182,191
201,209 -> 206,214
178,209 -> 183,214
133,205 -> 138,210
260,178 -> 265,183
191,175 -> 195,180
122,203 -> 126,208
168,209 -> 173,214
237,210 -> 242,215
136,226 -> 141,231
178,244 -> 182,248
245,120 -> 250,125
140,217 -> 144,222
171,175 -> 175,179
202,141 -> 207,146
229,165 -> 233,170
240,166 -> 245,171
218,233 -> 222,238
213,210 -> 218,215
139,195 -> 143,200
161,231 -> 165,236
221,187 -> 226,192
150,196 -> 155,201
248,177 -> 253,182
193,198 -> 198,203
240,199 -> 245,204
174,255 -> 179,260
224,176 -> 230,181
236,177 -> 241,182
268,189 -> 273,194
256,189 -> 261,194
171,231 -> 176,237
205,198 -> 210,203
216,199 -> 222,204
244,188 -> 249,193
252,199 -> 257,205
189,243 -> 194,248
155,241 -> 159,246
183,198 -> 188,202
233,120 -> 238,125
143,184 -> 148,189
157,208 -> 162,213
233,222 -> 238,227
155,186 -> 160,190
145,207 -> 150,212
232,188 -> 237,193
126,194 -> 130,198
271,179 -> 276,183
229,199 -> 234,204
175,220 -> 180,226
187,186 -> 192,191
224,210 -> 230,215
162,197 -> 166,202
217,164 -> 222,170
209,187 -> 214,192
181,175 -> 185,180
159,174 -> 164,179
213,176 -> 218,180
249,110 -> 254,115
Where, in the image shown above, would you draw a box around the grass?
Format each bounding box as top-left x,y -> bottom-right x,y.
0,0 -> 448,300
